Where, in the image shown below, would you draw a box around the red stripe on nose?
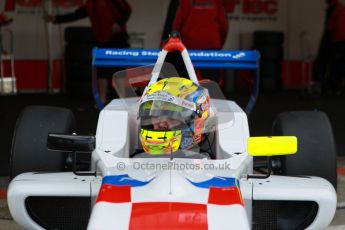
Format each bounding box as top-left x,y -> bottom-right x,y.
208,186 -> 244,206
96,185 -> 131,203
129,202 -> 208,230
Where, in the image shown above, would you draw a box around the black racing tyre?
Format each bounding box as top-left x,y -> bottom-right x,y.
66,63 -> 92,81
257,45 -> 284,60
273,111 -> 337,189
260,61 -> 282,76
66,80 -> 93,98
65,63 -> 92,97
64,27 -> 95,44
261,76 -> 282,92
65,44 -> 94,63
10,106 -> 76,179
254,31 -> 284,45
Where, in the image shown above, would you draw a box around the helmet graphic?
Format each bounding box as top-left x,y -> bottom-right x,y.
138,77 -> 210,155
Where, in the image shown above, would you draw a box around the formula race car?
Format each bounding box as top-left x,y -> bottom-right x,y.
7,35 -> 337,230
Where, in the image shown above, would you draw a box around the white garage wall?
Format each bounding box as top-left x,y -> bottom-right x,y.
0,0 -> 330,60
127,0 -> 170,48
224,0 -> 288,50
287,0 -> 326,60
223,0 -> 326,60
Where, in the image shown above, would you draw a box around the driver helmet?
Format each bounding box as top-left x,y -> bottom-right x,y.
138,77 -> 211,155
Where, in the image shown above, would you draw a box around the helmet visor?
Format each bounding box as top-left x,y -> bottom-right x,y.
139,100 -> 195,123
139,129 -> 182,155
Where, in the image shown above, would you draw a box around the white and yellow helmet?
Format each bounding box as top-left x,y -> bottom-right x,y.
138,77 -> 210,155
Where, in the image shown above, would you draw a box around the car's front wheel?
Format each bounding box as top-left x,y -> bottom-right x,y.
10,106 -> 75,180
272,111 -> 337,189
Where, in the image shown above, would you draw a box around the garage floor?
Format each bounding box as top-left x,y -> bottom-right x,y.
0,91 -> 344,228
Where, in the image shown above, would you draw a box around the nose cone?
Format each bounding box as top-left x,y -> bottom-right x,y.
132,169 -> 210,202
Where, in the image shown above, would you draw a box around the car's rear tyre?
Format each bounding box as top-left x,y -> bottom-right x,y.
257,45 -> 284,60
254,31 -> 285,45
10,106 -> 75,180
273,111 -> 337,189
64,26 -> 95,44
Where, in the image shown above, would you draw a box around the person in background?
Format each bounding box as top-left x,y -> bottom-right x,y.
45,0 -> 131,104
161,0 -> 180,46
326,0 -> 345,95
313,0 -> 336,90
0,12 -> 13,56
0,13 -> 13,26
173,0 -> 228,50
172,0 -> 228,84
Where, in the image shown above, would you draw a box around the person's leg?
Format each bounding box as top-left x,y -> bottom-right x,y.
335,42 -> 345,95
98,78 -> 108,104
96,32 -> 130,104
331,42 -> 345,95
325,44 -> 337,94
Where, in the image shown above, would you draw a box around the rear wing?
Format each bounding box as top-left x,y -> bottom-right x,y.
92,48 -> 260,114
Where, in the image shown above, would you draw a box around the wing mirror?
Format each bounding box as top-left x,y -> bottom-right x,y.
47,134 -> 96,176
247,136 -> 297,179
47,133 -> 95,152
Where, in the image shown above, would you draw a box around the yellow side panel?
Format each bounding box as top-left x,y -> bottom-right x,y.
248,136 -> 298,157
